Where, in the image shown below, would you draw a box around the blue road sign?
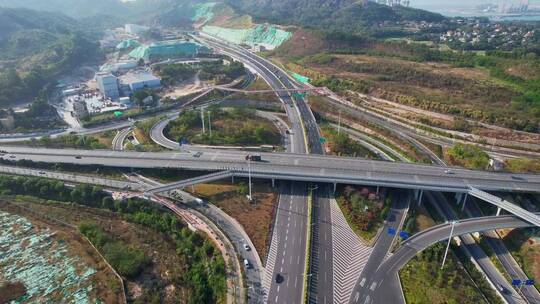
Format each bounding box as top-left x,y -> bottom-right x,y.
525,279 -> 535,286
512,279 -> 522,286
179,138 -> 189,146
388,228 -> 396,236
399,231 -> 409,240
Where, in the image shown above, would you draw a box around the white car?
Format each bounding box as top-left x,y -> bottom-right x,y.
243,244 -> 251,251
444,169 -> 454,174
243,259 -> 251,269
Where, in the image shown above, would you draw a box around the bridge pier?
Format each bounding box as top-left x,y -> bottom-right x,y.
376,186 -> 380,194
272,179 -> 275,188
416,190 -> 423,206
496,207 -> 502,216
461,193 -> 468,212
333,182 -> 337,193
231,175 -> 234,184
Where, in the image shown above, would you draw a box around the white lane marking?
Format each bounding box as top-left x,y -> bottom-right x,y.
295,276 -> 298,288
282,257 -> 285,264
360,277 -> 366,287
354,292 -> 360,302
290,256 -> 293,264
370,282 -> 377,291
297,256 -> 300,265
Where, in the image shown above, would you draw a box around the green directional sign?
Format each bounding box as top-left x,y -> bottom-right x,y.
319,137 -> 327,144
114,111 -> 123,118
293,92 -> 308,98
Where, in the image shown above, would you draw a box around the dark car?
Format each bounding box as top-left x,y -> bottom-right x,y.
275,273 -> 284,284
75,156 -> 82,159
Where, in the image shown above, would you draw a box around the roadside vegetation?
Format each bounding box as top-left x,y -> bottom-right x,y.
127,117 -> 166,152
501,228 -> 540,290
190,181 -> 278,263
504,158 -> 540,174
166,106 -> 281,146
0,175 -> 227,304
401,243 -> 502,304
320,124 -> 377,158
24,132 -> 113,149
444,143 -> 490,170
335,185 -> 391,241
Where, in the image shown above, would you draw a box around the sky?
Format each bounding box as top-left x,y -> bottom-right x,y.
411,0 -> 540,15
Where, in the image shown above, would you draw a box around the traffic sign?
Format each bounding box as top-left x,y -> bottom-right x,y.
399,231 -> 409,240
319,137 -> 327,144
512,279 -> 522,286
525,279 -> 535,286
388,228 -> 396,236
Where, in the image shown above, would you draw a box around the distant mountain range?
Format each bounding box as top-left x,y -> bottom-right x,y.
225,0 -> 445,32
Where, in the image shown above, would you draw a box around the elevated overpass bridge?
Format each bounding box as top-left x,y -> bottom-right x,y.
2,146 -> 540,226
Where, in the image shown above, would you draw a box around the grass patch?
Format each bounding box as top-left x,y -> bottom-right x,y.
166,106 -> 281,146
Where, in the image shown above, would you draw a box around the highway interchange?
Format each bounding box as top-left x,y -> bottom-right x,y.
1,33 -> 539,304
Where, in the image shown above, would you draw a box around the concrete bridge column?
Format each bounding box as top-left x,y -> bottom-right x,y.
376,186 -> 380,194
496,207 -> 502,216
333,182 -> 337,193
272,179 -> 275,188
461,193 -> 468,212
417,190 -> 423,206
231,175 -> 234,184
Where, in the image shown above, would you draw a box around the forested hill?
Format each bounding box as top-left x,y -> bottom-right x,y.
0,7 -> 100,107
0,7 -> 97,65
0,8 -> 78,42
226,0 -> 445,34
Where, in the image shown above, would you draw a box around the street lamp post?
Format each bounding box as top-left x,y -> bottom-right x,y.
247,158 -> 252,201
441,220 -> 457,269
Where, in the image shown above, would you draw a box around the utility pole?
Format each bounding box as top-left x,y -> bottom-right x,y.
208,110 -> 212,138
441,221 -> 457,269
200,108 -> 206,134
338,109 -> 342,134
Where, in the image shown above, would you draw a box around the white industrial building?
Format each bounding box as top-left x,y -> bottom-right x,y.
119,71 -> 161,92
125,24 -> 150,35
96,73 -> 120,100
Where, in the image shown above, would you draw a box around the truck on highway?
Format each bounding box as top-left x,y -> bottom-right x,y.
245,154 -> 262,161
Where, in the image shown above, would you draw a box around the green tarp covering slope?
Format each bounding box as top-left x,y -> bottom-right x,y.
292,72 -> 310,84
129,41 -> 209,61
202,24 -> 292,49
